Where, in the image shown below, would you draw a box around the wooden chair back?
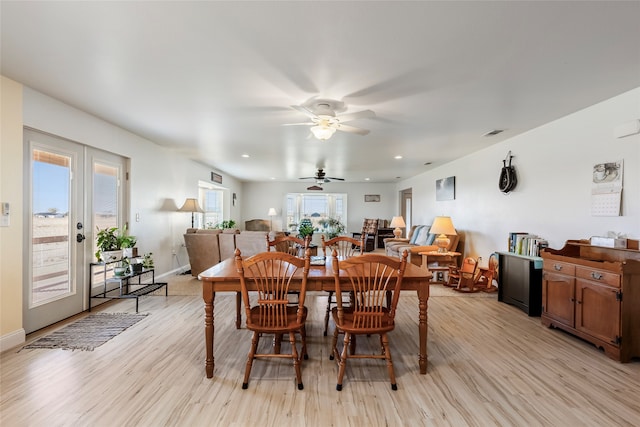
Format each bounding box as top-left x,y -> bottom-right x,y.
266,234 -> 309,257
321,235 -> 364,258
332,251 -> 408,331
235,249 -> 310,328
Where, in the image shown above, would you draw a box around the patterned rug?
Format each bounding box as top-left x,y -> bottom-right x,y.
23,313 -> 149,351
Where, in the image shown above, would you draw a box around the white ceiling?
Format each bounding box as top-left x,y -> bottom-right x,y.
2,1 -> 639,184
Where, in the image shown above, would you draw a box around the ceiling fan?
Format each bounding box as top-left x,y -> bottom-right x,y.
299,168 -> 345,185
286,98 -> 375,140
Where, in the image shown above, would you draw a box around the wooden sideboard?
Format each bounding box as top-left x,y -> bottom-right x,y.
540,239 -> 640,362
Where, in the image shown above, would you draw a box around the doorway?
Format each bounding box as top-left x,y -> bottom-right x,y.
401,188 -> 412,232
23,129 -> 127,333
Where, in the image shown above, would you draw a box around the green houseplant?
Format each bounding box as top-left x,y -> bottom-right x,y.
298,218 -> 315,239
95,225 -> 136,262
319,217 -> 345,239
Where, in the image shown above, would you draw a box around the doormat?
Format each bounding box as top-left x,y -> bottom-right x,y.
23,313 -> 149,351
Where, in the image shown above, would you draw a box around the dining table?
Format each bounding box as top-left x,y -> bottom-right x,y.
198,255 -> 432,378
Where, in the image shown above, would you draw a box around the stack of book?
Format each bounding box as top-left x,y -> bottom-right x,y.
508,232 -> 548,257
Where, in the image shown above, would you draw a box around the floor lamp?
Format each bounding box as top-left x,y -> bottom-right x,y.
268,207 -> 277,231
179,198 -> 204,228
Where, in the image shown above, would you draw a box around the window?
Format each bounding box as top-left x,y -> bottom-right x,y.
286,193 -> 347,233
199,185 -> 224,229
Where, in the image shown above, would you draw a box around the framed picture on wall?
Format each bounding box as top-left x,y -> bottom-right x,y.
436,176 -> 455,201
364,194 -> 381,202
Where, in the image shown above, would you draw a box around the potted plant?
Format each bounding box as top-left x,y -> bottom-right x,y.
95,225 -> 137,262
215,220 -> 237,229
113,257 -> 130,276
142,252 -> 154,269
319,217 -> 345,239
96,226 -> 122,262
298,218 -> 315,239
120,225 -> 137,258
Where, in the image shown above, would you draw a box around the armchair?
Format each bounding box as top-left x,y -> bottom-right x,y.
352,218 -> 379,252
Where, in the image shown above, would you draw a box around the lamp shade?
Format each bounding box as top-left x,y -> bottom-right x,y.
390,216 -> 406,238
267,208 -> 277,216
390,216 -> 406,228
430,216 -> 456,253
430,216 -> 456,235
178,198 -> 204,213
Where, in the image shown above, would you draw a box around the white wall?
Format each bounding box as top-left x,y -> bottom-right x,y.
22,87 -> 243,276
241,181 -> 398,234
397,87 -> 640,259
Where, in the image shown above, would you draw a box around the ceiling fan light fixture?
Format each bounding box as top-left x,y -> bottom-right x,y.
310,125 -> 336,140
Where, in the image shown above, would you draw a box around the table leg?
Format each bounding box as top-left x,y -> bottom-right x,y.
204,282 -> 215,378
417,282 -> 429,374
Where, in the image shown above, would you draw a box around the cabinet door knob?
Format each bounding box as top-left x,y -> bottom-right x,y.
590,272 -> 603,280
554,264 -> 563,271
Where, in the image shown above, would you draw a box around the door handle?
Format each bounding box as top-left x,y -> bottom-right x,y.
76,233 -> 86,243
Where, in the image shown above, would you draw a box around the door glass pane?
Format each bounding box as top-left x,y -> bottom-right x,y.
31,150 -> 72,305
201,188 -> 223,228
93,162 -> 119,257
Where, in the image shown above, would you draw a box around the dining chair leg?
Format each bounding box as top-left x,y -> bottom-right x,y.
323,291 -> 333,336
381,333 -> 397,390
336,332 -> 350,391
300,325 -> 308,360
289,332 -> 303,390
235,292 -> 242,329
242,331 -> 259,389
330,327 -> 339,361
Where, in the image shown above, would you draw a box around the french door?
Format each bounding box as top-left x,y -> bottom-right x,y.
24,129 -> 126,333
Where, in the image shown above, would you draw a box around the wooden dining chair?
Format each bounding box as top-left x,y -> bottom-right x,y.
266,234 -> 310,257
330,250 -> 408,391
235,248 -> 311,390
447,256 -> 480,292
320,235 -> 364,336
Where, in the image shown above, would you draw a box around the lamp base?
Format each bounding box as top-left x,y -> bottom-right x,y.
435,234 -> 450,253
393,227 -> 402,238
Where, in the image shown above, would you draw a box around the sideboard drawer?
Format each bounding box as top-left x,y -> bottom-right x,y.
544,260 -> 575,276
575,267 -> 620,287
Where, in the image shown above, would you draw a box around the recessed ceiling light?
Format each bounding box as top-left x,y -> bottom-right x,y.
241,154 -> 250,158
365,178 -> 370,181
394,155 -> 403,159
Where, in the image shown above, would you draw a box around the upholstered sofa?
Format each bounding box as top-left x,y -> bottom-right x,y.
384,224 -> 460,266
183,228 -> 281,276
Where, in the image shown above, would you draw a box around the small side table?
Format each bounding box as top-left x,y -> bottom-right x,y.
419,251 -> 461,285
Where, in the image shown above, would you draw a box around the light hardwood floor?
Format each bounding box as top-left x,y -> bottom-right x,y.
2,276 -> 640,426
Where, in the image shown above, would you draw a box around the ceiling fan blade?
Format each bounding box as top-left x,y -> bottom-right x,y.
337,109 -> 376,122
326,176 -> 345,181
299,176 -> 316,180
282,122 -> 315,126
335,123 -> 370,135
291,105 -> 318,120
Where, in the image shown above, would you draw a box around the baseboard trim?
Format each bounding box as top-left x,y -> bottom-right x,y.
0,328 -> 26,353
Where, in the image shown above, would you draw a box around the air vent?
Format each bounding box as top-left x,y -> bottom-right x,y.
307,185 -> 323,191
483,129 -> 504,137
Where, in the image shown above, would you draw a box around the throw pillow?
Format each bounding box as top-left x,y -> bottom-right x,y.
409,225 -> 424,245
413,226 -> 432,245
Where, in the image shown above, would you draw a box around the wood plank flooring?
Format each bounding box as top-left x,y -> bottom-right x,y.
2,278 -> 640,426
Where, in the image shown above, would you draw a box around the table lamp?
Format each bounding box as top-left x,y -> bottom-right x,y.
390,216 -> 406,238
430,216 -> 456,253
267,207 -> 277,231
178,198 -> 204,228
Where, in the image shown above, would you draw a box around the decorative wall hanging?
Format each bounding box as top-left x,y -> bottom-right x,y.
436,176 -> 455,201
499,151 -> 517,193
591,160 -> 623,216
364,194 -> 380,202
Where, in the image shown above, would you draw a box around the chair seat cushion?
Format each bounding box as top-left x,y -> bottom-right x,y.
246,305 -> 307,332
331,307 -> 395,334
